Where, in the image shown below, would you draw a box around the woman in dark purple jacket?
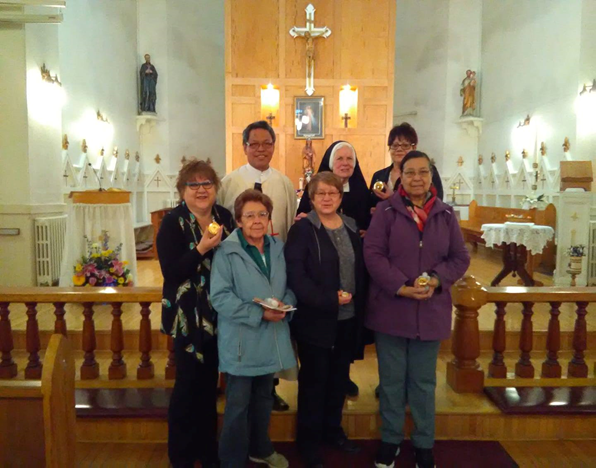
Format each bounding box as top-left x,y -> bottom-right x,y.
364,151 -> 469,468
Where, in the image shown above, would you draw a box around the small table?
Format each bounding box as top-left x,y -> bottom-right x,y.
481,222 -> 555,286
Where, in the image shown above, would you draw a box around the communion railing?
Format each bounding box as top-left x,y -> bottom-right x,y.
448,276 -> 595,392
0,287 -> 172,381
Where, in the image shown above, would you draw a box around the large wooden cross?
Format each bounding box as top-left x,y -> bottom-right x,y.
289,4 -> 331,96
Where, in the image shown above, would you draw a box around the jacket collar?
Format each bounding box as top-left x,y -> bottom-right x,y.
388,190 -> 449,220
306,210 -> 358,234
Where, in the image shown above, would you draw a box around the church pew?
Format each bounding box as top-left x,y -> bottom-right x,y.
459,200 -> 557,271
0,334 -> 76,468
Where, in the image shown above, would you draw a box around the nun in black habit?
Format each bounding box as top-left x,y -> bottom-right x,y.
297,140 -> 371,233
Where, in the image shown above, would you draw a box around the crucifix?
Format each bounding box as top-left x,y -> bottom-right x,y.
289,4 -> 331,96
155,176 -> 162,188
265,113 -> 275,126
341,113 -> 351,128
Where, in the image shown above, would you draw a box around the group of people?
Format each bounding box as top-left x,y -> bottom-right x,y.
157,120 -> 470,468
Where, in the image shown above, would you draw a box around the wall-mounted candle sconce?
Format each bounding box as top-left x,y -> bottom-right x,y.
40,63 -> 61,86
505,150 -> 511,162
579,79 -> 596,95
62,134 -> 69,150
339,84 -> 358,128
97,110 -> 109,123
517,114 -> 531,128
260,83 -> 280,127
540,142 -> 547,156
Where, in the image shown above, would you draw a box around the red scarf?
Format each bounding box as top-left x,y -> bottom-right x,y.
398,185 -> 437,232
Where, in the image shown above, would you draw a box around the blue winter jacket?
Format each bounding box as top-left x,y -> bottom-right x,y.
211,229 -> 297,376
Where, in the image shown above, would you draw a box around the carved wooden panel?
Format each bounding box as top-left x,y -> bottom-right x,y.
226,0 -> 396,188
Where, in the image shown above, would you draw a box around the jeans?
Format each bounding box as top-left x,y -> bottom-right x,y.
375,332 -> 440,449
219,373 -> 275,467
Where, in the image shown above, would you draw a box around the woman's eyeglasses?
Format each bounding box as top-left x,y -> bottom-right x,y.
186,181 -> 214,190
402,169 -> 431,179
241,211 -> 270,220
389,143 -> 414,152
314,191 -> 341,199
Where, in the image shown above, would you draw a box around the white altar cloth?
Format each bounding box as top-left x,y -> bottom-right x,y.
481,222 -> 554,255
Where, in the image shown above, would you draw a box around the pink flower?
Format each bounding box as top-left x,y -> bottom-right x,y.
88,277 -> 97,286
83,263 -> 97,275
105,275 -> 114,284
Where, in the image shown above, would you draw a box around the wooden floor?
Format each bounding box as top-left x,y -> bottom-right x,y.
75,440 -> 596,467
6,245 -> 594,333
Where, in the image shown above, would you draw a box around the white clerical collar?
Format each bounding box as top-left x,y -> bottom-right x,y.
343,181 -> 350,192
240,164 -> 273,184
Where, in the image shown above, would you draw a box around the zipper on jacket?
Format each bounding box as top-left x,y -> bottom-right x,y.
416,230 -> 423,339
238,330 -> 243,362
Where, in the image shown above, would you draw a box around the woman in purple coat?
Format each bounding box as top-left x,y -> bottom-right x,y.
364,151 -> 470,468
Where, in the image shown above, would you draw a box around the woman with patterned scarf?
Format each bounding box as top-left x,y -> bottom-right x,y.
364,151 -> 470,468
157,160 -> 235,468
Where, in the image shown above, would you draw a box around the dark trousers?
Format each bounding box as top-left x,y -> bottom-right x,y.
219,373 -> 275,467
168,339 -> 219,467
296,318 -> 355,456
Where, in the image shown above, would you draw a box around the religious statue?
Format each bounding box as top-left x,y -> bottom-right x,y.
140,54 -> 158,113
460,69 -> 477,116
302,139 -> 316,183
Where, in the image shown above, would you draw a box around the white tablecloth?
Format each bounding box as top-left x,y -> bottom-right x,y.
481,222 -> 555,255
59,203 -> 138,286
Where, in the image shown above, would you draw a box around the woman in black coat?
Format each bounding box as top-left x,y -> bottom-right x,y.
285,172 -> 367,467
157,160 -> 235,468
370,123 -> 444,210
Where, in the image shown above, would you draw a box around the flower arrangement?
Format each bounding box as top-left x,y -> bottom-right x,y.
73,231 -> 133,287
521,193 -> 546,209
567,245 -> 586,258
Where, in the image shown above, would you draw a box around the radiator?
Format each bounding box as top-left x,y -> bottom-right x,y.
589,221 -> 596,286
34,215 -> 67,286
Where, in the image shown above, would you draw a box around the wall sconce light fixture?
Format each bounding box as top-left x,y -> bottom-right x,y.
579,79 -> 596,95
97,110 -> 109,123
339,84 -> 358,128
40,63 -> 61,86
260,83 -> 280,127
517,114 -> 531,128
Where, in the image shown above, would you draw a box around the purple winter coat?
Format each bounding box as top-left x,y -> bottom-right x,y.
364,194 -> 470,341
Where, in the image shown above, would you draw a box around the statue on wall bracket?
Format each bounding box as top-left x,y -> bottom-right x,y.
140,54 -> 158,114
460,69 -> 478,117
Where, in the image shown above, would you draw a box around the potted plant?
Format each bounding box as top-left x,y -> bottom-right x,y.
567,244 -> 586,273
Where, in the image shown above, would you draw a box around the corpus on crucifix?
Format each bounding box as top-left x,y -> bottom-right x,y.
289,4 -> 331,96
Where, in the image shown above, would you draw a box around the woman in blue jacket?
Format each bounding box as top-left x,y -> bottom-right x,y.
211,189 -> 297,468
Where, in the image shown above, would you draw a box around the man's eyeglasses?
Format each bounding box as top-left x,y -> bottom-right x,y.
246,142 -> 274,150
314,191 -> 341,199
389,143 -> 414,152
186,181 -> 214,190
241,211 -> 270,220
402,169 -> 431,179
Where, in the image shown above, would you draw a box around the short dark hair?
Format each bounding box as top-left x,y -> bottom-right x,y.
307,172 -> 344,201
234,189 -> 274,223
242,121 -> 276,146
388,122 -> 418,147
176,159 -> 221,200
399,150 -> 433,173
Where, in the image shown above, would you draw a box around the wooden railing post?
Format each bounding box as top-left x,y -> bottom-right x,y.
80,302 -> 99,379
568,302 -> 588,378
25,302 -> 42,379
137,302 -> 154,379
108,302 -> 127,379
488,302 -> 507,378
515,302 -> 535,378
447,275 -> 487,393
165,335 -> 176,380
53,302 -> 67,336
0,302 -> 17,378
541,302 -> 562,378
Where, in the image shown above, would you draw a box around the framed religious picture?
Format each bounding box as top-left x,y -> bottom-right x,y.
294,96 -> 324,139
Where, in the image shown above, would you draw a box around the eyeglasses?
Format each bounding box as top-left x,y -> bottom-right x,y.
186,181 -> 214,190
402,169 -> 431,178
314,191 -> 341,198
246,142 -> 274,150
389,143 -> 414,152
241,211 -> 270,220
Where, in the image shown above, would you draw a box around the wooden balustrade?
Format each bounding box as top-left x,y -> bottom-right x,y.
0,287 -> 164,382
448,277 -> 596,393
